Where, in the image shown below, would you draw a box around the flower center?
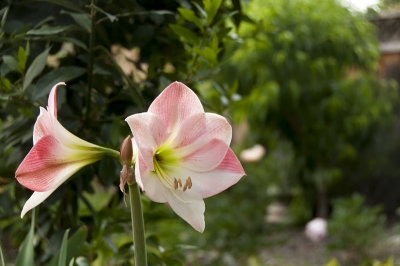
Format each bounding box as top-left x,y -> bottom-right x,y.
152,145 -> 193,202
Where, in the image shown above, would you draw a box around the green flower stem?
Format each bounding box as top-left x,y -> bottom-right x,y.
102,147 -> 120,159
129,183 -> 147,266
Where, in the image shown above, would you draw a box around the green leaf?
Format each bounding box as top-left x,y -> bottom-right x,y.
178,8 -> 203,31
15,209 -> 35,266
92,4 -> 117,23
203,0 -> 221,25
170,24 -> 199,46
2,55 -> 20,73
23,47 -> 50,90
202,46 -> 217,65
18,46 -> 27,72
27,25 -> 72,35
47,227 -> 88,266
30,66 -> 85,101
0,242 -> 6,266
32,0 -> 83,13
58,230 -> 70,266
61,10 -> 90,32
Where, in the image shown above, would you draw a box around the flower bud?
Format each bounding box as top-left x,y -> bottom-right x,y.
120,136 -> 133,165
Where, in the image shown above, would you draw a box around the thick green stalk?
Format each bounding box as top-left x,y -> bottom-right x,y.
129,183 -> 147,266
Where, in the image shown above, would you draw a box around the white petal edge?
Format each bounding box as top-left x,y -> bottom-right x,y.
166,190 -> 205,233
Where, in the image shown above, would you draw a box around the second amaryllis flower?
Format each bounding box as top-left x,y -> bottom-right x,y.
126,81 -> 245,232
16,82 -> 116,218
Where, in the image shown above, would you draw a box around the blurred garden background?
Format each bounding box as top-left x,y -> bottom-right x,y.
2,0 -> 400,265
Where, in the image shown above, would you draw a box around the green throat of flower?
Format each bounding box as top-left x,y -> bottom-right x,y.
152,145 -> 192,203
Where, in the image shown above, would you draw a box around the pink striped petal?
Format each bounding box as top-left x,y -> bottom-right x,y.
169,148 -> 245,198
33,107 -> 54,145
173,113 -> 232,171
125,112 -> 168,171
148,82 -> 204,132
47,82 -> 66,118
16,135 -> 92,192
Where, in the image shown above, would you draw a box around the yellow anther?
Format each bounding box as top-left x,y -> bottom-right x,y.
174,178 -> 178,190
183,183 -> 188,192
187,176 -> 192,189
177,178 -> 182,188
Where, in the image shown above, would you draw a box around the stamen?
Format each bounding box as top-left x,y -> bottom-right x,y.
183,183 -> 188,192
187,176 -> 192,189
153,156 -> 192,203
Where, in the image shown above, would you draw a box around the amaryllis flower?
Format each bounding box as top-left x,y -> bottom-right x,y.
126,82 -> 245,232
16,82 -> 112,218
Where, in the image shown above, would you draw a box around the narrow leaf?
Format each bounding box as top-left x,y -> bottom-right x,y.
178,8 -> 203,30
204,0 -> 221,25
170,24 -> 199,45
27,25 -> 71,35
47,227 -> 88,266
18,46 -> 27,72
23,47 -> 50,90
61,10 -> 90,32
32,0 -> 83,13
30,66 -> 85,101
2,55 -> 20,73
92,4 -> 117,23
58,230 -> 70,266
0,242 -> 6,266
15,209 -> 35,266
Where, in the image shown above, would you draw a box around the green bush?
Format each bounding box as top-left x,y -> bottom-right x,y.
328,194 -> 386,254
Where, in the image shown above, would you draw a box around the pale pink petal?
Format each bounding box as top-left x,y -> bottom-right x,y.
134,151 -> 146,190
21,189 -> 56,218
47,82 -> 66,118
33,107 -> 53,145
173,113 -> 232,171
139,170 -> 168,203
181,139 -> 230,172
168,148 -> 245,198
125,112 -> 168,171
16,135 -> 92,192
166,190 -> 205,233
148,82 -> 204,132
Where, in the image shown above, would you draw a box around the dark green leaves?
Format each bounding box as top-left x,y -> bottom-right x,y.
48,227 -> 88,266
23,47 -> 50,90
30,66 -> 85,101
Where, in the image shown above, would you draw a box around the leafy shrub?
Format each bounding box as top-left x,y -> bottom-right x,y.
328,194 -> 386,255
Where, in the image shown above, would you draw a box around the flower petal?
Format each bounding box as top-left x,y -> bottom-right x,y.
47,82 -> 66,118
16,135 -> 95,192
166,190 -> 205,233
33,107 -> 54,145
125,112 -> 168,171
148,82 -> 204,132
21,189 -> 56,218
168,148 -> 245,198
173,113 -> 232,171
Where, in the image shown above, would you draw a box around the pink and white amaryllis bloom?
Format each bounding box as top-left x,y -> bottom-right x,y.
126,82 -> 245,232
16,82 -> 110,218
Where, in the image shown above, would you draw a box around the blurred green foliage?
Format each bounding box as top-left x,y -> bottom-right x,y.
221,0 -> 399,223
328,194 -> 386,258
